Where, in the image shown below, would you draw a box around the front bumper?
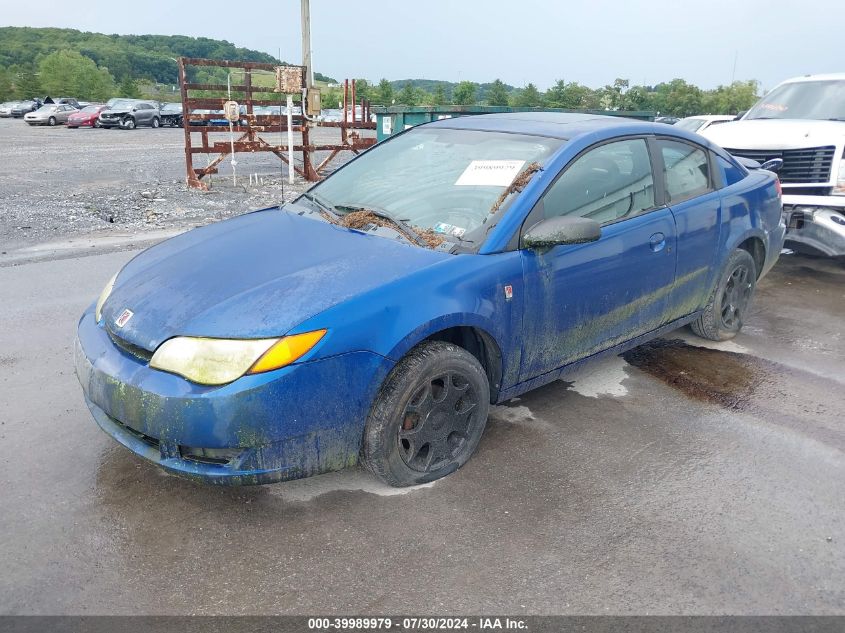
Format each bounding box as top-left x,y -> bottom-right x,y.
782,197 -> 845,256
75,306 -> 394,485
97,117 -> 124,128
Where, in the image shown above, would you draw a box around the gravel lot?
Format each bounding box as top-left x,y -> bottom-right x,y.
0,117 -> 370,253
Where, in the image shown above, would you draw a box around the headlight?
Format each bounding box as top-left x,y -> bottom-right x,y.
95,273 -> 118,322
833,156 -> 845,196
149,329 -> 327,385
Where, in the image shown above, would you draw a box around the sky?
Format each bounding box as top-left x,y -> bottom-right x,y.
3,0 -> 844,91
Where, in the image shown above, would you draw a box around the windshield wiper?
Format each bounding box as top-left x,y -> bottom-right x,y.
334,203 -> 429,247
299,192 -> 340,218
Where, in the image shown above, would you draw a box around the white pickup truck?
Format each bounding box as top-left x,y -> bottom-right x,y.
702,74 -> 845,256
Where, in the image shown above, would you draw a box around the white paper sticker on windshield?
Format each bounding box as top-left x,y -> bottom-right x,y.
454,160 -> 526,187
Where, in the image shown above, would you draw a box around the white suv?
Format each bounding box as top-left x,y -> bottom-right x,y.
702,74 -> 845,256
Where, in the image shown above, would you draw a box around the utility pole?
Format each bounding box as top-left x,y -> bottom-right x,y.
301,0 -> 314,90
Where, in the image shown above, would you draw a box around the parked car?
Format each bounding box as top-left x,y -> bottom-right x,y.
654,116 -> 680,125
11,100 -> 41,117
43,97 -> 80,110
675,115 -> 735,134
158,102 -> 183,127
702,73 -> 845,256
24,103 -> 77,126
98,100 -> 161,129
76,113 -> 784,487
67,104 -> 108,128
0,101 -> 19,117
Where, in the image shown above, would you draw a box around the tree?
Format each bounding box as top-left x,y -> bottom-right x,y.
353,78 -> 371,103
118,75 -> 141,99
543,80 -> 600,109
486,78 -> 509,106
397,82 -> 420,106
431,83 -> 447,105
662,78 -> 703,116
38,50 -> 116,100
512,83 -> 543,108
701,80 -> 759,114
373,78 -> 394,105
452,81 -> 477,105
0,67 -> 13,100
14,69 -> 41,99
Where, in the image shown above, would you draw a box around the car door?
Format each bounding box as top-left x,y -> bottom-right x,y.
656,138 -> 722,320
518,137 -> 677,381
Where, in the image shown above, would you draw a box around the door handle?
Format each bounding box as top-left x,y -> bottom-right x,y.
649,232 -> 666,252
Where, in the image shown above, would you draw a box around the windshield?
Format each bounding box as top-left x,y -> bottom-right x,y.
80,105 -> 100,113
307,127 -> 563,241
161,103 -> 181,112
745,79 -> 845,121
675,118 -> 705,132
109,100 -> 136,110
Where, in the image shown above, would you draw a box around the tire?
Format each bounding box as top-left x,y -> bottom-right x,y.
123,117 -> 136,130
151,116 -> 160,128
362,341 -> 490,487
93,120 -> 100,128
48,117 -> 56,126
691,249 -> 757,341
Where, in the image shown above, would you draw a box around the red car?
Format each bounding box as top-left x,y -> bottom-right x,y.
67,104 -> 108,128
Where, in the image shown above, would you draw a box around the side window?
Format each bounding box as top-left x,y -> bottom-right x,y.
658,139 -> 712,203
717,155 -> 746,186
542,138 -> 655,225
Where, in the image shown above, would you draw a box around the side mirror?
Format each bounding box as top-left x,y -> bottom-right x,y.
523,216 -> 601,249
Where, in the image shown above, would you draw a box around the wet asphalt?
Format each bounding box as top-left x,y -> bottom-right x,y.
0,249 -> 843,615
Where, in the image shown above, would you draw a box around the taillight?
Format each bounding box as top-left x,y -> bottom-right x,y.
775,177 -> 782,197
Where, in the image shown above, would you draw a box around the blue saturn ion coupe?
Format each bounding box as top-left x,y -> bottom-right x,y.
75,113 -> 786,486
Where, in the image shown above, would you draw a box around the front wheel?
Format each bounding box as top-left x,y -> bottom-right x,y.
691,249 -> 757,341
123,117 -> 136,130
362,341 -> 490,487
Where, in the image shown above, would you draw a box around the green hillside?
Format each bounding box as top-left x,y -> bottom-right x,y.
0,26 -> 335,85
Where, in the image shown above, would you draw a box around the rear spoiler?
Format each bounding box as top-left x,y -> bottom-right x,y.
734,155 -> 784,173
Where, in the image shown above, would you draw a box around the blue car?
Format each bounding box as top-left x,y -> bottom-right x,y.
75,113 -> 785,486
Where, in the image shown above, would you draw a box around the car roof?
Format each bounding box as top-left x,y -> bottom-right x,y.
426,111 -> 688,141
779,73 -> 845,84
422,111 -> 735,161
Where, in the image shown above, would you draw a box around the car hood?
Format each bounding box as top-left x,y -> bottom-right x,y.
101,108 -> 130,115
702,118 -> 845,150
101,209 -> 450,351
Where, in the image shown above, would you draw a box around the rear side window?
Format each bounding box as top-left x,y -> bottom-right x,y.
542,138 -> 656,225
717,155 -> 746,186
658,139 -> 712,203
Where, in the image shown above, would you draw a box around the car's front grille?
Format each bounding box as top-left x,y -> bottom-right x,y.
112,416 -> 160,449
106,328 -> 153,362
724,146 -> 836,184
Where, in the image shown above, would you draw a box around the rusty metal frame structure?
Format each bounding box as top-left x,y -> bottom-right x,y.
178,57 -> 376,189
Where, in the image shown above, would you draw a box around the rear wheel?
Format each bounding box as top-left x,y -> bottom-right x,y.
362,341 -> 490,487
691,249 -> 757,341
151,116 -> 160,128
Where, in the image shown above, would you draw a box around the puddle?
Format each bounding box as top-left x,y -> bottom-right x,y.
489,404 -> 537,425
622,339 -> 766,409
266,467 -> 437,502
563,355 -> 630,398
